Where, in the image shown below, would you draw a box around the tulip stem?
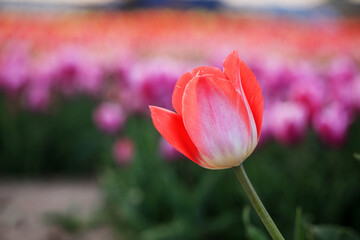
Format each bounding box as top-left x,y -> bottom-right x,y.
233,164 -> 284,240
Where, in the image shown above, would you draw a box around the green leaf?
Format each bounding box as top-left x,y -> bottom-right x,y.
354,153 -> 360,161
140,220 -> 188,240
311,225 -> 360,240
242,206 -> 269,240
293,207 -> 306,240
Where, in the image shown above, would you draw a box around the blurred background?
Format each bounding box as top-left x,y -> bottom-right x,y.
0,0 -> 360,239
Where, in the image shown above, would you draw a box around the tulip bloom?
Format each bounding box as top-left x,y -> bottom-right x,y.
93,102 -> 126,134
150,51 -> 263,169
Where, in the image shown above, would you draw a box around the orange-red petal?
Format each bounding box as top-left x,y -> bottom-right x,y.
191,66 -> 226,79
172,72 -> 194,115
172,66 -> 226,116
223,51 -> 263,139
149,106 -> 200,164
182,75 -> 253,168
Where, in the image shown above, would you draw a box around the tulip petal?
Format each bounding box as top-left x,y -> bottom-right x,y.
172,72 -> 193,115
223,51 -> 263,139
182,75 -> 256,169
149,106 -> 201,164
172,66 -> 226,115
191,66 -> 226,79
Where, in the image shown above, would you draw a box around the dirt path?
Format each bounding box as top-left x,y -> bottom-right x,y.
0,179 -> 113,240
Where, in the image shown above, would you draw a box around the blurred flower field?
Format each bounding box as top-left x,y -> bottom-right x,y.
0,9 -> 360,239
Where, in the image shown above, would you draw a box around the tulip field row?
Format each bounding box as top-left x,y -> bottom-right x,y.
1,10 -> 360,150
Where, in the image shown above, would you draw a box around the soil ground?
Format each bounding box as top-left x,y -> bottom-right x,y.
0,179 -> 114,240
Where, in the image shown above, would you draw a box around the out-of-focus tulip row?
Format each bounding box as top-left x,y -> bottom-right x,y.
1,10 -> 360,152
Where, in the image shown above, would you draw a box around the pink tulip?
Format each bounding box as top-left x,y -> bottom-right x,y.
76,62 -> 103,96
328,57 -> 357,83
330,71 -> 360,111
313,104 -> 351,146
150,51 -> 263,169
50,46 -> 103,96
0,43 -> 29,95
22,61 -> 55,111
51,50 -> 81,96
93,102 -> 125,134
257,58 -> 296,101
113,138 -> 134,165
127,58 -> 188,112
290,76 -> 324,117
269,101 -> 308,145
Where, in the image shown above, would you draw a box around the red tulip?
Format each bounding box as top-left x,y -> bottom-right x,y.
150,51 -> 263,169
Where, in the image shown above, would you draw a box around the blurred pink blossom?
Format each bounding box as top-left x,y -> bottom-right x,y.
257,58 -> 295,100
51,46 -> 103,96
0,43 -> 30,95
0,35 -> 359,150
113,138 -> 134,165
22,60 -> 55,111
328,56 -> 357,83
127,58 -> 189,112
77,63 -> 103,96
93,102 -> 125,134
269,101 -> 308,145
290,76 -> 324,117
313,104 -> 352,146
51,48 -> 82,96
331,72 -> 360,111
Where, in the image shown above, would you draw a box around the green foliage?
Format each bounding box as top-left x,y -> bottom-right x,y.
293,208 -> 306,240
243,205 -> 269,240
45,212 -> 85,233
101,117 -> 247,240
101,117 -> 360,239
242,207 -> 360,240
1,96 -> 360,239
45,209 -> 104,234
0,96 -> 111,176
309,225 -> 360,240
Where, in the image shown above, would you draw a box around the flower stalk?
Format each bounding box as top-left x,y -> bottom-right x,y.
233,164 -> 284,240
